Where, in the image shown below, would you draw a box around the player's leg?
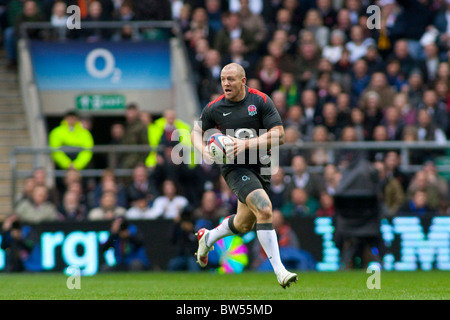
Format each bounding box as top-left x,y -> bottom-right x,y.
206,200 -> 255,246
195,200 -> 254,267
245,188 -> 298,288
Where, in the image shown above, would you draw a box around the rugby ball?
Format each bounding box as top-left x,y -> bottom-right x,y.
208,133 -> 233,163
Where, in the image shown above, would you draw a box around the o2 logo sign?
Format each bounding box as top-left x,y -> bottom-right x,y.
85,48 -> 122,83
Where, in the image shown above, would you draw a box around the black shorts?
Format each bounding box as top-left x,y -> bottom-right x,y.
221,165 -> 271,204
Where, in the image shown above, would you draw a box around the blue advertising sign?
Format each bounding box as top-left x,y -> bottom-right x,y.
28,40 -> 172,91
0,218 -> 449,275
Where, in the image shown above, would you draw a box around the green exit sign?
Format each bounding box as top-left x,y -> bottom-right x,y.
76,94 -> 126,110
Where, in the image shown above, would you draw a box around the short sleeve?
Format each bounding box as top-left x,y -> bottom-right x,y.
199,106 -> 216,132
261,95 -> 283,130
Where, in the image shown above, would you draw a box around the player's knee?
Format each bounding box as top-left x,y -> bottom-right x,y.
237,221 -> 255,233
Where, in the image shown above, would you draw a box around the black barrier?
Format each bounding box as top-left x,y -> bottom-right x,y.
1,217 -> 449,274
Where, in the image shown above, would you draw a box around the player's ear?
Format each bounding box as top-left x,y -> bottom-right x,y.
242,77 -> 247,85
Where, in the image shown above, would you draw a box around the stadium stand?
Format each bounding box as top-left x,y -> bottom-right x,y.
2,0 -> 450,272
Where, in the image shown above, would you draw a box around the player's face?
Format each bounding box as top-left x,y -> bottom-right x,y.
221,68 -> 246,102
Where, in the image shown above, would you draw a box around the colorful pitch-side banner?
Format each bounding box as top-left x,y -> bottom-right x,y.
29,40 -> 172,91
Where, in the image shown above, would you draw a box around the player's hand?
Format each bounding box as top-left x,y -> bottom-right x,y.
226,136 -> 246,157
202,144 -> 215,165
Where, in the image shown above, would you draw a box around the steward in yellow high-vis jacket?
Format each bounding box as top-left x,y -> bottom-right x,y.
49,111 -> 94,170
145,109 -> 195,168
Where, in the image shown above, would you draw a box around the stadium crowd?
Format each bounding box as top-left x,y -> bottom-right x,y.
3,0 -> 450,271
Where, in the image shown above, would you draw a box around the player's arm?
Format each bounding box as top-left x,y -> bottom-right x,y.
232,125 -> 285,156
191,121 -> 215,162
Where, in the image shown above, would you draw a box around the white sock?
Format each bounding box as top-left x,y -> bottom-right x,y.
205,215 -> 238,247
256,224 -> 285,274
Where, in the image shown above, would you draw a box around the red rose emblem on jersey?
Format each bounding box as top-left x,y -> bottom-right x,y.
248,105 -> 257,116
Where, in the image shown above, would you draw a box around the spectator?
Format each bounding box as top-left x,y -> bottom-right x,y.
168,206 -> 200,271
317,102 -> 344,141
349,107 -> 368,141
268,167 -> 290,210
87,191 -> 127,221
278,126 -> 303,166
130,0 -> 171,21
323,29 -> 346,64
1,215 -> 34,272
125,191 -> 153,220
433,0 -> 450,56
149,179 -> 188,220
406,71 -> 425,109
393,92 -> 416,126
205,0 -> 222,33
221,38 -> 254,77
406,170 -> 443,210
381,106 -> 405,141
302,8 -> 330,49
391,0 -> 432,61
257,55 -> 282,96
266,31 -> 296,70
416,109 -> 447,145
32,167 -> 59,205
423,161 -> 449,200
384,58 -> 408,92
388,39 -> 421,79
184,7 -> 214,47
316,192 -> 335,217
350,59 -> 371,102
237,0 -> 268,55
48,1 -> 68,40
323,163 -> 341,195
360,72 -> 396,109
316,0 -> 337,29
384,150 -> 410,192
345,25 -> 375,63
112,1 -> 136,21
15,176 -> 36,208
4,0 -> 44,69
213,11 -> 257,56
418,89 -> 448,134
213,175 -> 237,213
193,190 -> 227,221
283,105 -> 305,133
58,190 -> 86,221
119,103 -> 149,169
333,150 -> 382,269
198,48 -> 223,104
277,71 -> 300,108
125,163 -> 154,206
363,44 -> 384,75
270,90 -> 288,121
359,91 -> 384,140
294,34 -> 321,87
268,7 -> 299,48
146,109 -> 193,169
281,187 -> 319,217
308,125 -> 333,166
396,190 -> 437,218
48,110 -> 94,170
289,155 -> 325,199
373,160 -> 405,217
90,170 -> 128,209
80,0 -> 112,41
422,43 -> 440,84
100,218 -> 150,271
15,185 -> 58,224
299,89 -> 319,141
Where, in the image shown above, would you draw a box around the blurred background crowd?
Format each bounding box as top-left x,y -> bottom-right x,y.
3,0 -> 450,271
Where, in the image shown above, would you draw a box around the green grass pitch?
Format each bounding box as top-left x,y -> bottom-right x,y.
0,270 -> 448,300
